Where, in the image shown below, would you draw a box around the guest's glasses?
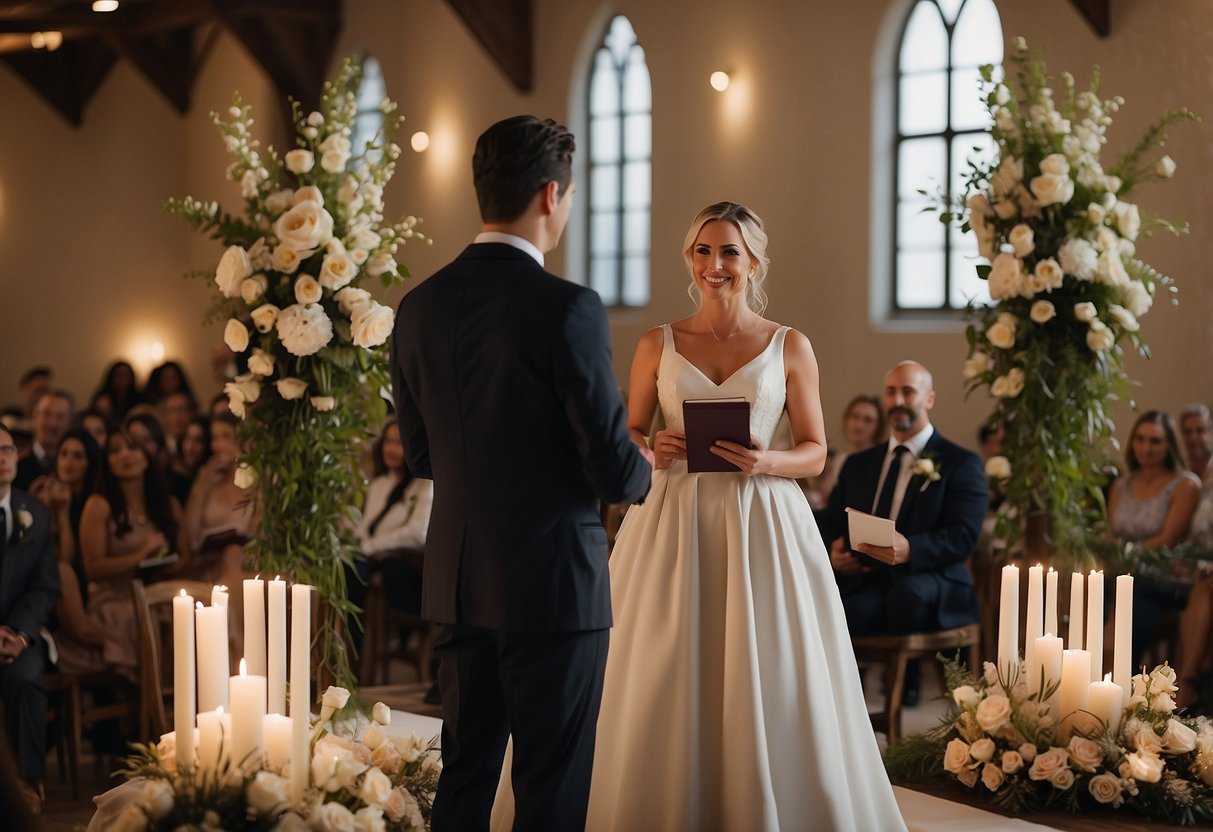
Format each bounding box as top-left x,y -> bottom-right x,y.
0,444 -> 18,456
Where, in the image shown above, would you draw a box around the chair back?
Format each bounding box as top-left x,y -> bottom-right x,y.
131,578 -> 214,740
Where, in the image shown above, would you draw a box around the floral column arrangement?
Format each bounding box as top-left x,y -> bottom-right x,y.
953,38 -> 1196,567
167,59 -> 429,687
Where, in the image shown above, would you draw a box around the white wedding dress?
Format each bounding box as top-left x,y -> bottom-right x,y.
494,324 -> 905,831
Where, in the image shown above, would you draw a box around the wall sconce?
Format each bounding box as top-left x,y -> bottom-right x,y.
410,131 -> 430,152
31,31 -> 63,51
710,70 -> 731,92
92,0 -> 119,11
149,341 -> 166,364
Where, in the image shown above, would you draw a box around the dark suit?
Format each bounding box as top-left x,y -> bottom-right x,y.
817,429 -> 986,633
391,243 -> 651,831
13,452 -> 50,492
0,489 -> 60,779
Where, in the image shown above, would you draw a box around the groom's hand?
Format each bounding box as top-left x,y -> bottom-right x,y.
631,437 -> 656,470
854,532 -> 911,566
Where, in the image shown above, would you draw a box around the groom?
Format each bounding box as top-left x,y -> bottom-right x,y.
391,115 -> 653,831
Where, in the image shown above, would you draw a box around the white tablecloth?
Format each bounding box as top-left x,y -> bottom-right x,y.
894,786 -> 1061,831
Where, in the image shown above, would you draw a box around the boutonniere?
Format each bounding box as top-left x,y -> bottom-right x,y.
15,507 -> 33,544
912,456 -> 942,492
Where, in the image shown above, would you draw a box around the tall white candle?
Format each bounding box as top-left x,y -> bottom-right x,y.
172,590 -> 196,772
1025,564 -> 1043,679
1068,572 -> 1084,650
196,706 -> 231,783
212,584 -> 229,608
229,659 -> 267,772
268,576 -> 287,715
1113,574 -> 1134,704
196,601 -> 229,712
263,713 -> 292,771
1058,649 -> 1092,742
290,584 -> 311,806
1086,570 -> 1104,682
1045,567 -> 1059,638
1031,634 -> 1064,711
1090,672 -> 1123,734
244,576 -> 267,678
998,564 -> 1020,680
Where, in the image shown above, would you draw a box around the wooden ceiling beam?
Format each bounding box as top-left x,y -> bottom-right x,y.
1069,0 -> 1110,37
104,26 -> 195,114
445,0 -> 532,92
0,37 -> 116,126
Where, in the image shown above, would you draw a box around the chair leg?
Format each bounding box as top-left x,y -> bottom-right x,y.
886,652 -> 909,745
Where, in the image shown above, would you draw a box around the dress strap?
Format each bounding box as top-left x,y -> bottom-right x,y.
661,323 -> 673,351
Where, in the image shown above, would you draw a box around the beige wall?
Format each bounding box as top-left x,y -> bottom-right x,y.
1,0 -> 1209,452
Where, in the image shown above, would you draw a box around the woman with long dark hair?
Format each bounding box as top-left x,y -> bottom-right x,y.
89,361 -> 140,425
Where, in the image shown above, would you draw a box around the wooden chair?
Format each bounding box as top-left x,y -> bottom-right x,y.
131,579 -> 214,742
357,551 -> 433,687
852,623 -> 981,744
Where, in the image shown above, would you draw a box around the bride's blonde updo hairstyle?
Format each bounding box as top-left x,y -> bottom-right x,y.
682,201 -> 771,314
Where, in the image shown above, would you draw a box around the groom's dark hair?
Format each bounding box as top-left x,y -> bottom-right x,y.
472,115 -> 575,223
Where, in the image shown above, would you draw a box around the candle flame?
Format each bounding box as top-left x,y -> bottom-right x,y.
179,589 -> 187,597
216,585 -> 228,592
196,601 -> 204,609
240,658 -> 247,675
217,706 -> 224,715
254,574 -> 261,580
275,575 -> 281,581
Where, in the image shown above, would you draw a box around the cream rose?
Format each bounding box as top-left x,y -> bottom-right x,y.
234,463 -> 257,489
1161,718 -> 1197,754
1088,772 -> 1124,806
970,738 -> 996,763
312,801 -> 356,832
247,770 -> 289,815
957,767 -> 979,788
988,253 -> 1026,301
372,701 -> 392,726
354,806 -> 387,832
284,149 -> 315,174
1074,301 -> 1098,323
992,156 -> 1024,195
1009,224 -> 1035,257
319,134 -> 352,173
1151,690 -> 1177,713
319,248 -> 358,290
1123,280 -> 1152,318
963,352 -> 991,380
1107,304 -> 1139,332
276,303 -> 334,357
312,396 -> 337,412
1032,258 -> 1064,292
360,766 -> 393,807
1058,237 -> 1097,281
1030,172 -> 1074,206
336,757 -> 368,791
363,724 -> 387,751
111,804 -> 149,832
952,685 -> 982,709
1156,155 -> 1177,178
295,274 -> 323,305
227,389 -> 247,419
1001,749 -> 1024,774
276,377 -> 308,400
241,274 -> 268,304
383,788 -> 409,823
140,779 -> 174,821
1125,749 -> 1165,783
352,303 -> 394,349
275,811 -> 310,832
335,287 -> 372,317
1087,202 -> 1107,224
991,368 -> 1024,398
1113,201 -> 1141,241
365,252 -> 398,278
265,188 -> 295,215
248,348 -> 275,377
975,694 -> 1013,732
1039,153 -> 1070,176
1028,746 -> 1069,780
1068,736 -> 1103,772
224,318 -> 250,353
1018,742 -> 1038,763
272,244 -> 305,275
986,320 -> 1016,351
252,303 -> 280,333
1096,251 -> 1130,287
322,685 -> 351,711
1030,300 -> 1056,324
274,200 -> 335,253
370,740 -> 404,776
225,374 -> 261,404
1049,768 -> 1076,790
981,762 -> 1004,791
985,455 -> 1011,480
1087,321 -> 1115,352
216,245 -> 252,298
293,185 -> 324,207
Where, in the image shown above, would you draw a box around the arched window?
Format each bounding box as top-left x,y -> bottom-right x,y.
587,15 -> 652,307
352,55 -> 386,161
893,0 -> 1002,311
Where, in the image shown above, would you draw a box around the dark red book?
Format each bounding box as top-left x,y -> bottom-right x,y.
682,397 -> 751,473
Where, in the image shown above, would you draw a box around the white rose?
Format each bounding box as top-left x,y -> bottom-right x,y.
1151,690 -> 1177,713
140,779 -> 174,821
943,738 -> 972,774
224,374 -> 261,405
252,303 -> 280,333
112,804 -> 149,832
337,176 -> 359,205
986,320 -> 1016,351
988,253 -> 1027,301
983,661 -> 999,687
312,754 -> 341,792
354,806 -> 386,832
1096,251 -> 1130,287
227,388 -> 247,419
1001,750 -> 1024,774
351,303 -> 394,349
1087,202 -> 1107,224
360,766 -> 393,807
952,684 -> 982,709
363,723 -> 387,751
224,318 -> 250,353
963,352 -> 991,380
241,274 -> 268,304
276,377 -> 308,400
992,156 -> 1024,195
322,685 -> 351,711
216,245 -> 252,297
1095,226 -> 1120,255
312,801 -> 356,832
370,741 -> 404,776
1088,772 -> 1124,806
1067,736 -> 1103,772
985,455 -> 1011,480
234,463 -> 257,489
312,396 -> 337,412
981,762 -> 1004,791
295,274 -> 323,305
272,244 -> 305,275
1030,172 -> 1075,206
1039,153 -> 1070,176
319,134 -> 352,173
349,228 -> 381,252
336,757 -> 368,791
1028,746 -> 1069,781
1112,201 -> 1141,241
284,149 -> 315,174
1032,258 -> 1064,293
276,303 -> 334,357
319,249 -> 358,290
1073,302 -> 1097,323
266,188 -> 295,215
1156,155 -> 1177,178
1009,224 -> 1035,257
1030,300 -> 1056,324
248,348 -> 276,377
274,200 -> 334,253
247,770 -> 289,815
372,702 -> 392,726
976,694 -> 1013,732
1126,749 -> 1165,783
1107,304 -> 1139,332
274,811 -> 310,832
970,738 -> 996,763
365,252 -> 398,278
1087,320 -> 1115,352
1161,718 -> 1197,754
293,185 -> 324,207
1122,281 -> 1152,318
1058,237 -> 1098,280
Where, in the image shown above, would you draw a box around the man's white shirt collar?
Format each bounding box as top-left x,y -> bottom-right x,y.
474,232 -> 544,268
888,423 -> 935,460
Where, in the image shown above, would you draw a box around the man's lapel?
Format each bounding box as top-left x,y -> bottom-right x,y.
896,431 -> 943,526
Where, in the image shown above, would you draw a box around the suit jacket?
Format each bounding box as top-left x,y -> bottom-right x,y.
14,453 -> 50,491
1,488 -> 60,646
391,243 -> 652,633
817,429 -> 987,628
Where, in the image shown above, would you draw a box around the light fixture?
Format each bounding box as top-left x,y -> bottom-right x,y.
410,131 -> 430,152
92,0 -> 120,11
149,341 -> 166,363
31,31 -> 63,50
710,70 -> 730,92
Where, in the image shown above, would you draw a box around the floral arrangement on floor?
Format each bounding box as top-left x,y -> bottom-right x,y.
165,58 -> 430,686
96,687 -> 440,831
944,37 -> 1197,568
885,657 -> 1213,826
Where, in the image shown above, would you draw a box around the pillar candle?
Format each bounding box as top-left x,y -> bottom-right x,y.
1025,564 -> 1043,679
212,584 -> 229,608
1090,672 -> 1123,734
1031,634 -> 1064,713
244,576 -> 267,678
230,659 -> 267,771
172,590 -> 196,772
997,564 -> 1020,680
1045,567 -> 1059,638
1068,572 -> 1084,650
1113,574 -> 1134,704
268,577 -> 287,715
1058,649 -> 1092,742
263,713 -> 292,771
290,584 -> 311,806
196,706 -> 231,783
1086,570 -> 1104,682
196,601 -> 229,712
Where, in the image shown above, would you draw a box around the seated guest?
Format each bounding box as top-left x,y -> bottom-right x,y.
181,414 -> 256,589
144,361 -> 195,409
1108,410 -> 1201,665
15,390 -> 74,490
74,408 -> 109,451
804,394 -> 884,510
124,410 -> 192,511
159,391 -> 198,458
170,417 -> 211,506
208,392 -> 232,422
57,428 -> 182,682
1180,403 -> 1213,484
89,361 -> 141,426
0,425 -> 60,812
6,367 -> 52,441
1177,484 -> 1213,708
817,361 -> 987,703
